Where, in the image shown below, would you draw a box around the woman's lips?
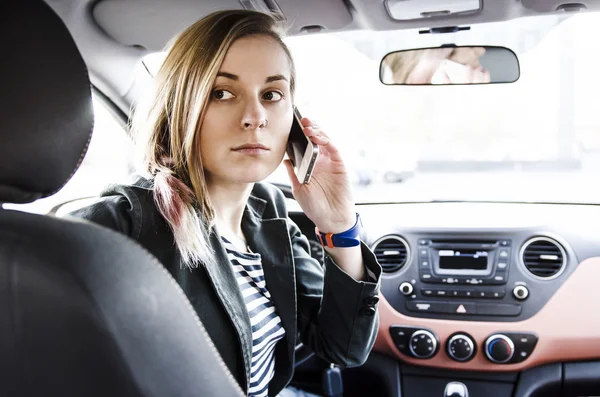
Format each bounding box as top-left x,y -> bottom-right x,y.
232,144 -> 270,155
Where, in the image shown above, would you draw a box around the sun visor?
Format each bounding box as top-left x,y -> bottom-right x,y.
93,0 -> 242,51
93,0 -> 354,51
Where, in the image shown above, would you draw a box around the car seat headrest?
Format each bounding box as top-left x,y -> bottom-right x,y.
0,0 -> 94,204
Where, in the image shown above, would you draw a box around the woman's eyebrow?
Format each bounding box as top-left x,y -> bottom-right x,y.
265,74 -> 288,83
216,71 -> 238,81
216,72 -> 288,83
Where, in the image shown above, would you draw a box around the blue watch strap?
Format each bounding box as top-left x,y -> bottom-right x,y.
315,213 -> 361,248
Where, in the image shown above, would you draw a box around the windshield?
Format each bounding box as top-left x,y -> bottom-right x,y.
266,12 -> 600,205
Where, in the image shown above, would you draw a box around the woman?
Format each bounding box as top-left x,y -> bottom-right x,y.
382,46 -> 491,84
71,9 -> 381,397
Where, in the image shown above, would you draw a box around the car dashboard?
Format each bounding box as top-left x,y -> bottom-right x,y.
290,200 -> 600,396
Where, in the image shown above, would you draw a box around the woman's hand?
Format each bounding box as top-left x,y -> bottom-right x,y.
283,117 -> 356,234
431,59 -> 491,84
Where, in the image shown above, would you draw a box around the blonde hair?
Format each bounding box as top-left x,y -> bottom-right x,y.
382,49 -> 442,84
382,49 -> 427,84
131,10 -> 296,269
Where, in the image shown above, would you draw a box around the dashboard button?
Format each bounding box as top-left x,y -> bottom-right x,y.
509,332 -> 538,362
477,303 -> 522,316
474,290 -> 506,299
449,303 -> 476,314
513,285 -> 529,300
447,333 -> 476,362
410,330 -> 438,359
422,289 -> 434,297
399,282 -> 414,296
389,326 -> 413,355
436,290 -> 448,297
406,301 -> 451,314
498,248 -> 511,259
456,290 -> 474,298
485,334 -> 515,364
420,273 -> 433,281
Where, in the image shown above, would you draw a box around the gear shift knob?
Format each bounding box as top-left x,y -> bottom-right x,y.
444,381 -> 469,397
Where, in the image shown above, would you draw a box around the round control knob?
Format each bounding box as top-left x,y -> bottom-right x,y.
513,285 -> 529,300
485,334 -> 515,364
399,282 -> 414,296
409,330 -> 438,359
447,334 -> 475,362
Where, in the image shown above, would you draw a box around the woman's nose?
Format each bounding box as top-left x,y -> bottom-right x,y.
241,100 -> 267,130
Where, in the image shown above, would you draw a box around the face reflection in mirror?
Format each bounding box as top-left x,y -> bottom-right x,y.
380,46 -> 519,85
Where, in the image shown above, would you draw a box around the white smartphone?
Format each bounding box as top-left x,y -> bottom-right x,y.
286,107 -> 319,184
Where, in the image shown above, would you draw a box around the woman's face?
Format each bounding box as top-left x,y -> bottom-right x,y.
199,35 -> 293,185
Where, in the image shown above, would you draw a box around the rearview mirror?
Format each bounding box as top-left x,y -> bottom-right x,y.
380,46 -> 520,85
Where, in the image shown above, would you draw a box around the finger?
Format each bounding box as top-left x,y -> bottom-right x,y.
431,64 -> 452,84
313,134 -> 344,162
301,117 -> 315,128
472,68 -> 490,84
441,60 -> 471,84
283,159 -> 301,190
303,126 -> 329,140
481,68 -> 491,83
473,70 -> 485,84
309,134 -> 331,147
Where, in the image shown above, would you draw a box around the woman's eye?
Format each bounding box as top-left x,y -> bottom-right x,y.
263,91 -> 283,101
212,89 -> 234,100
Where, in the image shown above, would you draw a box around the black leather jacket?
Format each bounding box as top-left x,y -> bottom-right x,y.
69,177 -> 382,396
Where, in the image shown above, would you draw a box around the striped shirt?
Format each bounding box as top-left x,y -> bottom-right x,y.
222,238 -> 286,397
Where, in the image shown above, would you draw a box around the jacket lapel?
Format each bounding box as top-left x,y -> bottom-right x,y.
242,196 -> 298,363
203,231 -> 253,392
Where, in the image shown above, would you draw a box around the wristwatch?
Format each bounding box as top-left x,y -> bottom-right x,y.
315,213 -> 362,248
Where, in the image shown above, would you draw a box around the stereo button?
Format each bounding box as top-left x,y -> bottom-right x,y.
478,303 -> 522,316
406,301 -> 451,314
399,282 -> 414,296
456,290 -> 474,298
498,249 -> 511,259
513,285 -> 529,300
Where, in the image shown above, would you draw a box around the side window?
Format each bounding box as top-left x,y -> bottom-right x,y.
4,95 -> 136,215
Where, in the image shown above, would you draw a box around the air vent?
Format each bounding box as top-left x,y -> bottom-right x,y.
521,237 -> 566,279
372,236 -> 410,273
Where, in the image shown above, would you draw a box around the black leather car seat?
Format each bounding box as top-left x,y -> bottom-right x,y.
0,1 -> 243,396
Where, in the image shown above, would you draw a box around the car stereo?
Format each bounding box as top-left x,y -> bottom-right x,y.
418,239 -> 510,286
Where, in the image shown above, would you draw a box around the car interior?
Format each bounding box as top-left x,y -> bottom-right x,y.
3,0 -> 600,396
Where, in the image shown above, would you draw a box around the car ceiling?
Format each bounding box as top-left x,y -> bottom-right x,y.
44,0 -> 600,117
